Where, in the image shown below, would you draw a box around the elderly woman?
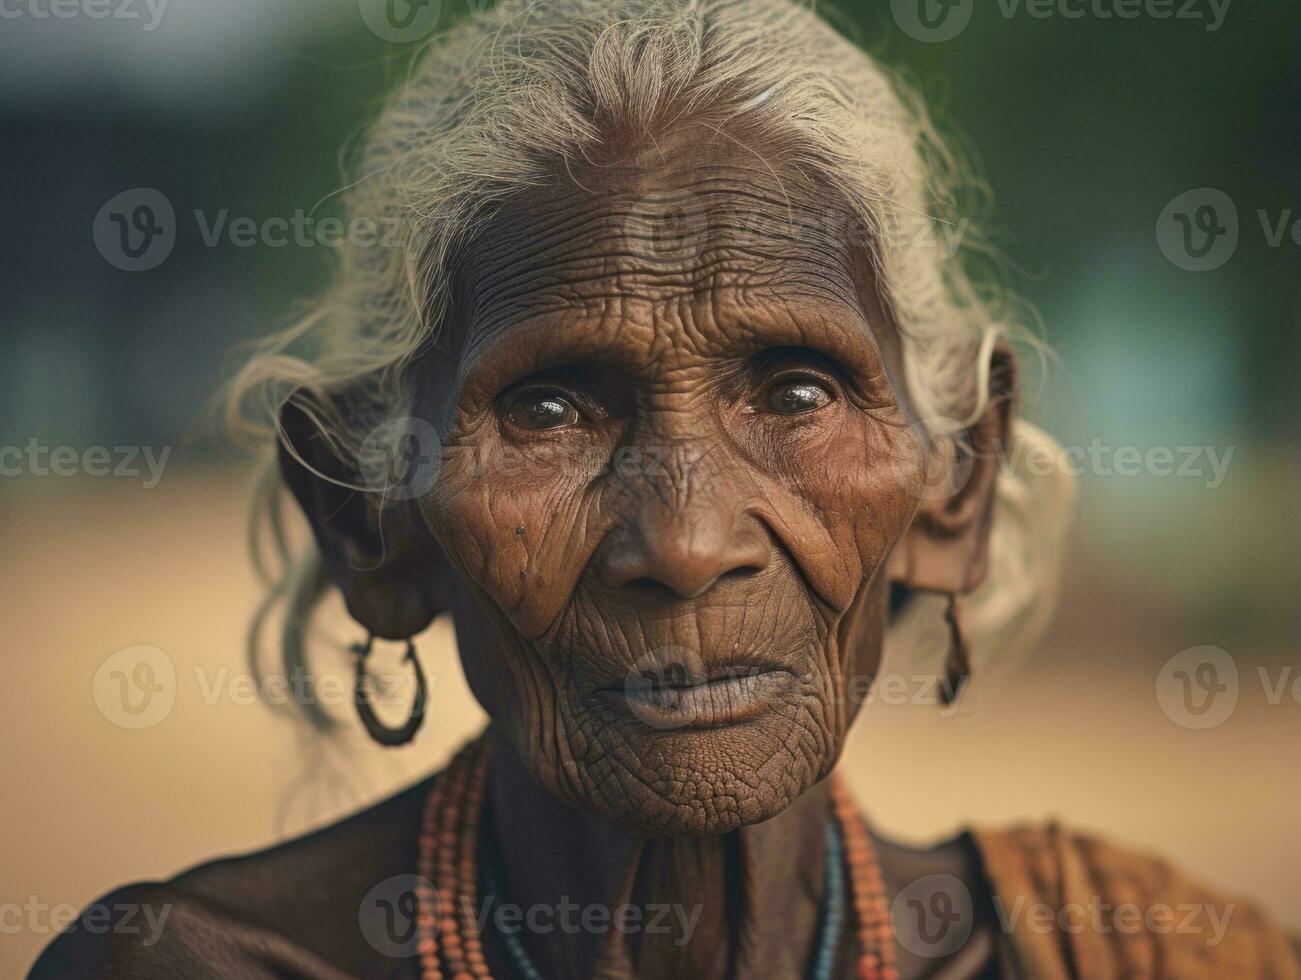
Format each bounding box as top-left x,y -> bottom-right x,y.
34,0 -> 1297,978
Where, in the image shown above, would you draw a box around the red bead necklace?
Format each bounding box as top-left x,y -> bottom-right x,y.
416,736 -> 898,980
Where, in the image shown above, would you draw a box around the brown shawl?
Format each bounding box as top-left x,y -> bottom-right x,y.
974,823 -> 1299,979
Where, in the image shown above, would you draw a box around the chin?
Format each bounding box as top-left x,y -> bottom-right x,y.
556,676 -> 838,835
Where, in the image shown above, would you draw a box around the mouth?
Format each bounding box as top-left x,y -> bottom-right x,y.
591,665 -> 797,730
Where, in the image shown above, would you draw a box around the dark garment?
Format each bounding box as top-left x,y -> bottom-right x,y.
30,778 -> 433,979
29,772 -> 1299,979
30,770 -> 992,980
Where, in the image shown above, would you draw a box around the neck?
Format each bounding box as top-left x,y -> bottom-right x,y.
484,730 -> 833,980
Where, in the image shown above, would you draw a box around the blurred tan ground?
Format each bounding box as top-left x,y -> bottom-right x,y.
3,468 -> 1297,976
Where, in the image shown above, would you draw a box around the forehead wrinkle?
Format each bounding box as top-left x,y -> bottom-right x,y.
465,201 -> 851,313
458,152 -> 857,301
448,152 -> 891,386
458,279 -> 885,391
460,226 -> 864,359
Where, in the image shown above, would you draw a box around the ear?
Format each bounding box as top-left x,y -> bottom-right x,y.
278,395 -> 448,640
888,341 -> 1017,595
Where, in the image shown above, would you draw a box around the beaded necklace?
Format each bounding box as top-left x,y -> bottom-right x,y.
415,737 -> 898,980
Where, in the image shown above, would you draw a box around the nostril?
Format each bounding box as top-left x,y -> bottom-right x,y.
619,562 -> 763,600
622,576 -> 682,598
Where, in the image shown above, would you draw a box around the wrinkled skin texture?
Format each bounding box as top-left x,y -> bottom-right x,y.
419,130 -> 931,834
282,123 -> 1011,978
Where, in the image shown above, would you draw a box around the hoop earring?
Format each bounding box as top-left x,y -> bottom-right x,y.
939,594 -> 971,707
351,635 -> 428,747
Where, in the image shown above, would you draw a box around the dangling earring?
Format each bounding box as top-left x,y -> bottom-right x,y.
351,635 -> 428,746
939,594 -> 971,707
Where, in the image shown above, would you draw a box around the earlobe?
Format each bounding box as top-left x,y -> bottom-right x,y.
277,394 -> 447,640
888,341 -> 1017,596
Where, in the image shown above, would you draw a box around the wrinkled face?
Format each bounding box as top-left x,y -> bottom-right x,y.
404,129 -> 934,835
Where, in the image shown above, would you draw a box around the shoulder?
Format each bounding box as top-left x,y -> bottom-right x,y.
28,775 -> 435,979
169,772 -> 432,922
972,822 -> 1300,979
27,881 -> 296,979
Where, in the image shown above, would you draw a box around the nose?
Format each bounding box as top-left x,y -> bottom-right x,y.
597,498 -> 772,600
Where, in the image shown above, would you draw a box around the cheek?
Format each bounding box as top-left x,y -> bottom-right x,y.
770,411 -> 924,731
422,423 -> 609,639
745,406 -> 927,609
836,411 -> 928,554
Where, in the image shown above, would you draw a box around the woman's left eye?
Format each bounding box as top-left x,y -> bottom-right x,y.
507,392 -> 580,430
765,379 -> 834,415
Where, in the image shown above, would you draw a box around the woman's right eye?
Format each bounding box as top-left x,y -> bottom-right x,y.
505,392 -> 580,431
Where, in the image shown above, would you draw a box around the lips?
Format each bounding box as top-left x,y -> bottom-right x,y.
593,666 -> 797,729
